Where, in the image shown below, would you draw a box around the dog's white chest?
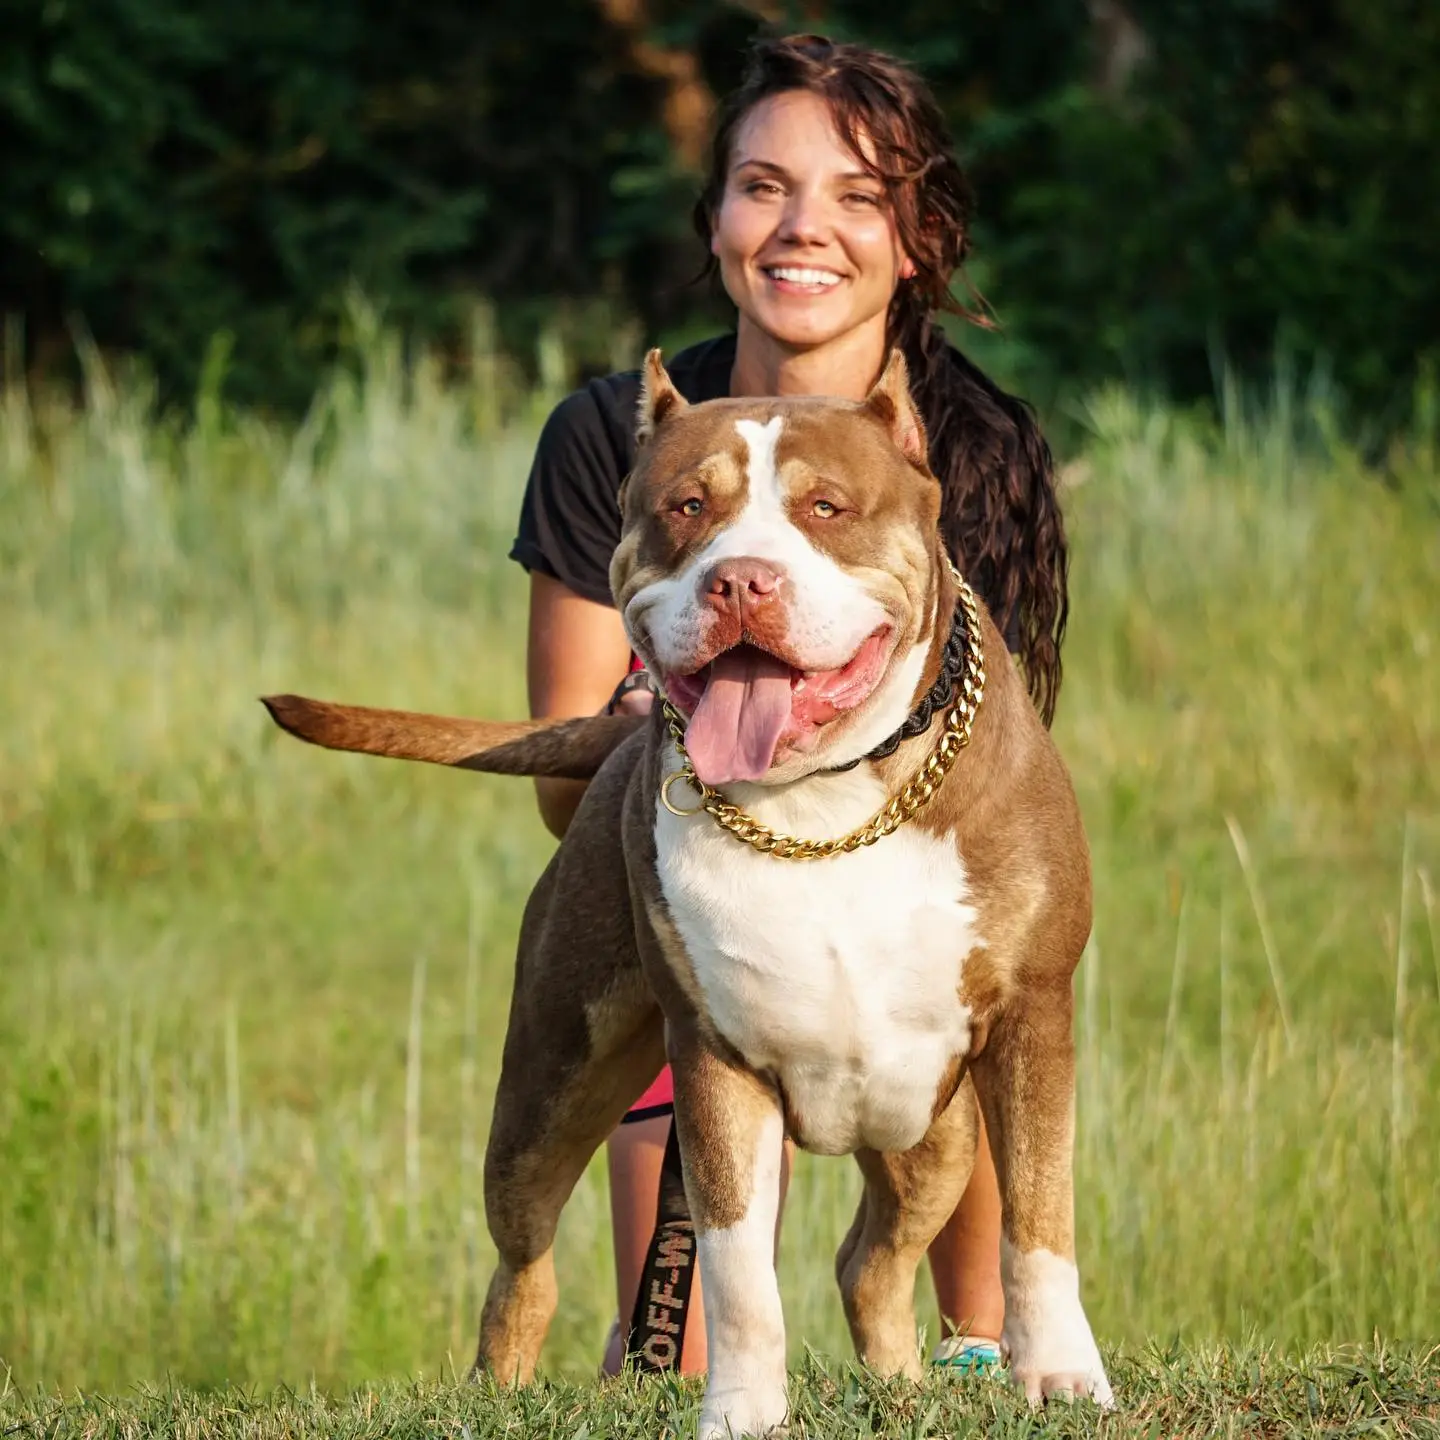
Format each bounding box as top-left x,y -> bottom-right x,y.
654,763 -> 979,1155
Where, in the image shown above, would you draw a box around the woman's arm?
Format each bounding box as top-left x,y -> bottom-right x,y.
527,571 -> 635,839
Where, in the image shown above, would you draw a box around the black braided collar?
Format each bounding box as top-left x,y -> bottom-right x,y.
827,593 -> 971,774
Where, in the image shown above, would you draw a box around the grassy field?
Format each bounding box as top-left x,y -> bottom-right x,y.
1,333 -> 1437,1432
2,1347 -> 1438,1438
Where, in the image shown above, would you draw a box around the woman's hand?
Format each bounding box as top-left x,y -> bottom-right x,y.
606,669 -> 656,718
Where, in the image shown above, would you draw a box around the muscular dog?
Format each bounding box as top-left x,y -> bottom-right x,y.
264,351 -> 1111,1436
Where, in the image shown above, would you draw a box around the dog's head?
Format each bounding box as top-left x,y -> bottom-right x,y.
610,349 -> 950,787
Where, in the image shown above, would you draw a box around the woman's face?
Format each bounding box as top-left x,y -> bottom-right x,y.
711,90 -> 915,354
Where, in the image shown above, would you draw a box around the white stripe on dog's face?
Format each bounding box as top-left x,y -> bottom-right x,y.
624,416 -> 889,676
735,415 -> 782,506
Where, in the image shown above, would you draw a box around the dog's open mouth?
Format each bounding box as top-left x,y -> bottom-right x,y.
662,628 -> 893,785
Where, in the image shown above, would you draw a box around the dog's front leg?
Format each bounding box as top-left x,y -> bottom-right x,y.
970,989 -> 1112,1408
670,1033 -> 788,1440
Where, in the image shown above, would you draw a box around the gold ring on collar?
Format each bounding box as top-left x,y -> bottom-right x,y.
660,770 -> 709,817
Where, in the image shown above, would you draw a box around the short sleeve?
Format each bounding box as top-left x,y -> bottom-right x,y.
509,383 -> 631,608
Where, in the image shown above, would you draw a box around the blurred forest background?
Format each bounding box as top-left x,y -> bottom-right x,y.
3,0 -> 1437,424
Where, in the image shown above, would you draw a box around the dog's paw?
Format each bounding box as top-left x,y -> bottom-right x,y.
1006,1359 -> 1114,1409
697,1381 -> 789,1439
1000,1244 -> 1113,1409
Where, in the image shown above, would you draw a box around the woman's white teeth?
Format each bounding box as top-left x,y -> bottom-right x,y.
768,267 -> 841,287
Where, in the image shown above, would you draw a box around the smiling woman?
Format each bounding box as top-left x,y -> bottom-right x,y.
712,89 -> 916,360
508,32 -> 1068,1382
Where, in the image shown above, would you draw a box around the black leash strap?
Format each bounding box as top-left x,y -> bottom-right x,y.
624,1114 -> 697,1371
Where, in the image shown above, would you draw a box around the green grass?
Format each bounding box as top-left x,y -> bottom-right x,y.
3,1346 -> 1438,1438
1,333 -> 1437,1432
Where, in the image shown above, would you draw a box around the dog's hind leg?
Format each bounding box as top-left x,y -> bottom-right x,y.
476,947 -> 663,1384
473,764 -> 666,1384
837,1073 -> 981,1379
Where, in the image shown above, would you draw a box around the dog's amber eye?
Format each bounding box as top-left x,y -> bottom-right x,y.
812,499 -> 838,519
677,497 -> 704,518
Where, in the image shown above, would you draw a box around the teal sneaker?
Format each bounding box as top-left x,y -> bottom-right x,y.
931,1336 -> 1003,1375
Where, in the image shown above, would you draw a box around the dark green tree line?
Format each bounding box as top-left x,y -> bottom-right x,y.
1,0 -> 1434,418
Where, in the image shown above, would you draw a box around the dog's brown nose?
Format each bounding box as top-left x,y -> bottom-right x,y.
702,557 -> 782,614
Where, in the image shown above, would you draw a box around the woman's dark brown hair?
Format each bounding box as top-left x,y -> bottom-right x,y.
693,33 -> 1068,725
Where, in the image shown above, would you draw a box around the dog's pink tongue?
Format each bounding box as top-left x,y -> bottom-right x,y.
685,649 -> 793,785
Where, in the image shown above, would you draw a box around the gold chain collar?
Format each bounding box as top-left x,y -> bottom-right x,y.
658,570 -> 986,859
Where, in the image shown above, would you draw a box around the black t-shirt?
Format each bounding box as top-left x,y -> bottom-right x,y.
509,332 -> 1020,652
510,335 -> 737,607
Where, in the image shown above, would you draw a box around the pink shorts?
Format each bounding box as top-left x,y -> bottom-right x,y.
623,1066 -> 674,1123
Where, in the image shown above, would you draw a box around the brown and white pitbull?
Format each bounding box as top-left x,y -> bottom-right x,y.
264,351 -> 1111,1436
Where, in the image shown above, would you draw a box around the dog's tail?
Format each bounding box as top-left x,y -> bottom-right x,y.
261,694 -> 644,780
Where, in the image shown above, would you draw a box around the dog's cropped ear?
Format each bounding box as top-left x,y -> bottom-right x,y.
636,348 -> 690,447
864,349 -> 928,470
